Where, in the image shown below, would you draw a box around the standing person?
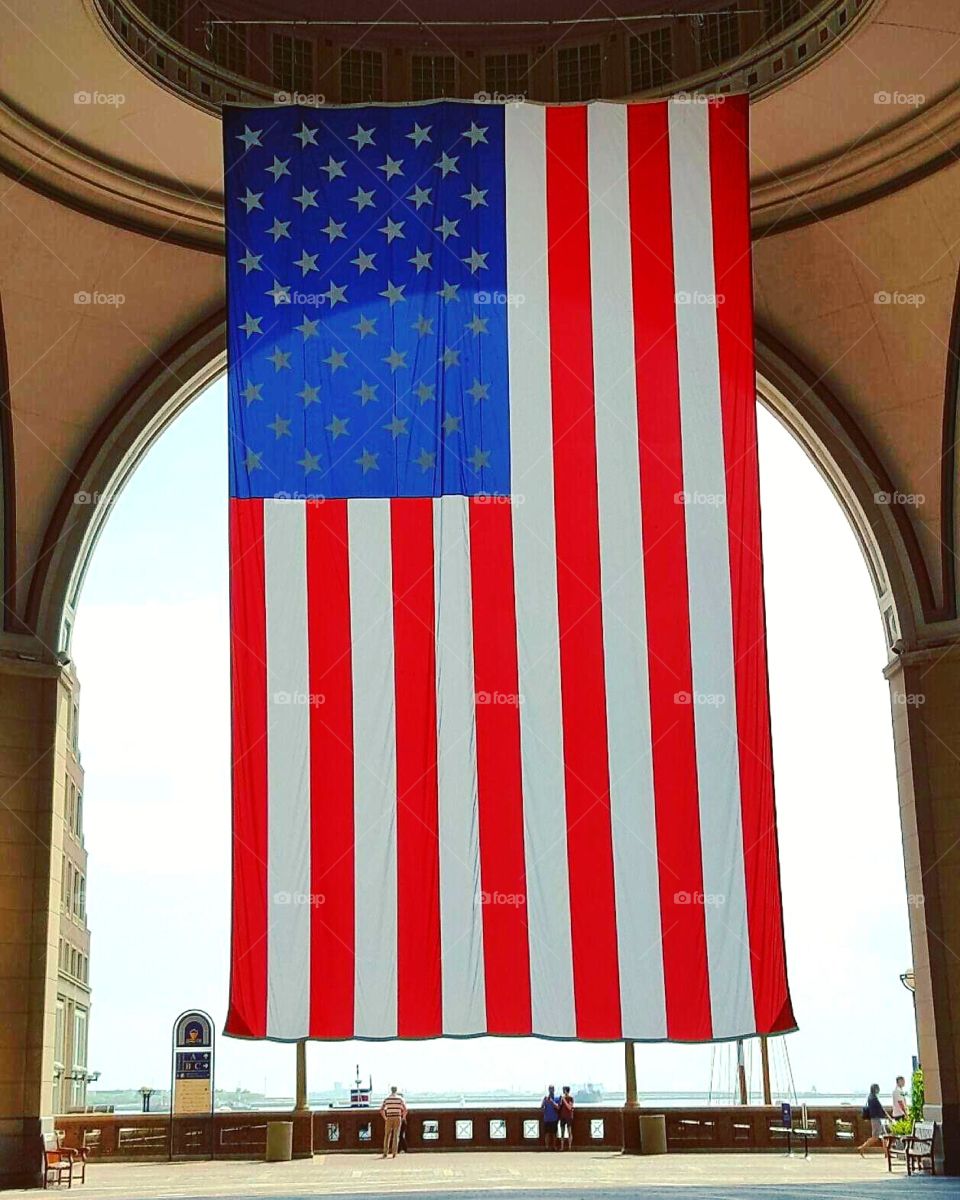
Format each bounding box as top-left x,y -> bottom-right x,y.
379,1085 -> 407,1159
558,1086 -> 575,1151
857,1083 -> 890,1156
541,1085 -> 560,1151
892,1076 -> 908,1121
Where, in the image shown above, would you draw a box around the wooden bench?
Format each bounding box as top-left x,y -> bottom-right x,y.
43,1130 -> 87,1188
884,1121 -> 936,1175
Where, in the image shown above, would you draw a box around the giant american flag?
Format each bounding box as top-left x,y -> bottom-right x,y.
223,96 -> 795,1043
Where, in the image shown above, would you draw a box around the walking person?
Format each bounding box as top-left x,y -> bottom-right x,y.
892,1076 -> 908,1121
857,1083 -> 890,1156
541,1085 -> 561,1151
558,1086 -> 575,1151
379,1085 -> 407,1159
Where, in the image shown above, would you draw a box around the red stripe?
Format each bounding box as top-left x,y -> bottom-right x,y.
709,97 -> 794,1035
391,498 -> 442,1035
226,498 -> 268,1038
306,500 -> 355,1037
627,101 -> 712,1040
469,498 -> 532,1034
545,105 -> 622,1039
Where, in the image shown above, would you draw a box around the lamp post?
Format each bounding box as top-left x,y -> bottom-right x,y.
901,969 -> 919,1071
139,1086 -> 155,1113
295,1040 -> 309,1112
624,1040 -> 639,1108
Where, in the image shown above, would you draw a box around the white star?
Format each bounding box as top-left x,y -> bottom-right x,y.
379,280 -> 406,306
379,217 -> 405,243
378,155 -> 404,180
298,449 -> 321,473
383,347 -> 407,372
462,184 -> 488,209
467,379 -> 489,403
296,316 -> 319,339
240,188 -> 263,213
442,413 -> 462,436
294,123 -> 319,148
355,447 -> 379,474
463,247 -> 489,274
351,248 -> 377,274
354,381 -> 379,405
321,155 -> 347,181
412,314 -> 433,337
326,414 -> 349,439
415,382 -> 435,404
265,156 -> 291,182
236,125 -> 262,151
267,346 -> 291,371
240,381 -> 262,404
436,151 -> 460,177
415,447 -> 436,471
348,124 -> 376,150
294,186 -> 318,211
238,251 -> 262,274
239,313 -> 262,337
349,186 -> 376,212
407,184 -> 432,210
438,280 -> 460,303
244,448 -> 263,471
383,415 -> 409,438
462,122 -> 489,147
466,314 -> 488,334
265,280 -> 291,305
324,348 -> 348,372
353,314 -> 377,338
323,281 -> 348,308
298,382 -> 321,406
406,123 -> 432,147
294,250 -> 319,275
408,247 -> 432,274
267,413 -> 292,438
442,346 -> 460,368
322,216 -> 346,242
468,445 -> 491,471
268,218 -> 291,242
435,216 -> 459,242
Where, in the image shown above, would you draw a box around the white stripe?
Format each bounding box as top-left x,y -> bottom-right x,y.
433,497 -> 486,1034
668,99 -> 755,1038
588,103 -> 667,1040
348,499 -> 398,1038
264,499 -> 311,1039
505,103 -> 576,1038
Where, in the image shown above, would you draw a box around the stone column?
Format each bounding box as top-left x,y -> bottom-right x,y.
885,639 -> 960,1174
0,651 -> 72,1189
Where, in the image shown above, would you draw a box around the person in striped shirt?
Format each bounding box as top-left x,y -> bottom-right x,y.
379,1086 -> 407,1159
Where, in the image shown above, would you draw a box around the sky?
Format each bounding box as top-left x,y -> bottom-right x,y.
71,377 -> 916,1102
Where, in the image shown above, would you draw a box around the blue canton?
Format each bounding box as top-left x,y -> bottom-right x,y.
224,102 -> 510,499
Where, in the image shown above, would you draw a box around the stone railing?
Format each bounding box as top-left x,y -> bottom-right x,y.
56,1104 -> 872,1159
91,0 -> 877,113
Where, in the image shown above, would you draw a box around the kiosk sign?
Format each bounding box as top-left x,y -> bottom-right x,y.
172,1010 -> 214,1116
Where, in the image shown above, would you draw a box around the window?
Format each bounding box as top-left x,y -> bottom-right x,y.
411,54 -> 456,100
54,1000 -> 65,1068
60,855 -> 67,910
144,0 -> 181,32
272,34 -> 313,94
556,43 -> 603,101
340,49 -> 384,102
764,0 -> 808,32
699,8 -> 741,68
629,27 -> 672,91
484,53 -> 529,98
210,24 -> 247,77
77,875 -> 86,921
67,783 -> 75,835
75,792 -> 83,839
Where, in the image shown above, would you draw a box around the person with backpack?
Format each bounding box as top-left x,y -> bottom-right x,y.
540,1085 -> 561,1150
858,1082 -> 890,1155
558,1086 -> 575,1150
